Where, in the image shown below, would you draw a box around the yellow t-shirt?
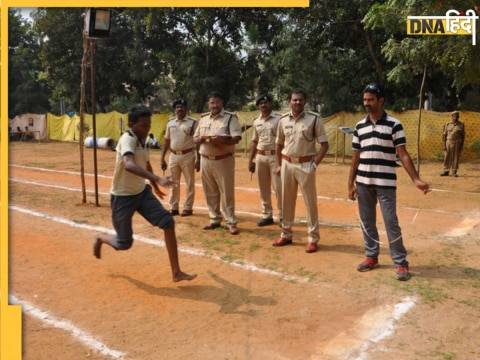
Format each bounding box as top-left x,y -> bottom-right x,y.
111,130 -> 150,196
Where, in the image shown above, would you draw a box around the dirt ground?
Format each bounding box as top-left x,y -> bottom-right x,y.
6,141 -> 480,360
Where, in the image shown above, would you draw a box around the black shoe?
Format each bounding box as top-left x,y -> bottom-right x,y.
440,172 -> 449,176
203,223 -> 221,230
170,210 -> 179,216
257,218 -> 274,227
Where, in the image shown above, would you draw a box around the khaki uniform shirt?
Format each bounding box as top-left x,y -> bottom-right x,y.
276,110 -> 328,157
443,121 -> 465,143
252,112 -> 282,151
194,109 -> 242,156
165,116 -> 197,151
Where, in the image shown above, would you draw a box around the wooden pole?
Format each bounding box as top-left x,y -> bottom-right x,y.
90,38 -> 99,206
417,65 -> 427,174
79,13 -> 89,203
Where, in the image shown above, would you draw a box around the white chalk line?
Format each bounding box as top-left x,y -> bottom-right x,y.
11,173 -> 463,226
10,163 -> 480,195
9,205 -> 311,284
8,164 -> 434,358
9,164 -> 112,179
443,216 -> 480,238
9,294 -> 125,359
12,163 -> 477,216
7,204 -> 318,358
9,178 -> 357,230
9,163 -> 349,202
10,178 -> 110,195
11,204 -> 418,359
316,296 -> 417,359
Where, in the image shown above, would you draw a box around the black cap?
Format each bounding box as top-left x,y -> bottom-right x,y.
173,98 -> 187,108
363,83 -> 385,98
256,94 -> 273,106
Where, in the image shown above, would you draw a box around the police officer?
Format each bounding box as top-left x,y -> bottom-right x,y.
248,94 -> 283,227
161,98 -> 200,216
441,111 -> 465,177
193,91 -> 242,235
273,89 -> 329,253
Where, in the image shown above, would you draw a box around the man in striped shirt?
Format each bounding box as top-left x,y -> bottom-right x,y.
347,83 -> 431,281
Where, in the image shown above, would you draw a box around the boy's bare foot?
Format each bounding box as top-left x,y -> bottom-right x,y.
173,271 -> 197,282
93,236 -> 102,259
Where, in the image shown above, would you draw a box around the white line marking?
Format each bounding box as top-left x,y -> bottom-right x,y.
12,164 -> 477,217
368,296 -> 417,343
430,188 -> 480,195
9,164 -> 112,178
12,163 -> 480,197
9,178 -> 357,230
9,205 -> 312,284
10,178 -> 110,195
9,295 -> 125,359
9,164 -> 430,359
316,296 -> 416,359
8,164 -> 352,202
444,216 -> 479,238
410,209 -> 419,225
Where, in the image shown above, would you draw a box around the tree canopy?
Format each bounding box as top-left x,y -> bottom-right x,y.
8,3 -> 480,118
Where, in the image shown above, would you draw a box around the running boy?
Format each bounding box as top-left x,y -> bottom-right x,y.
93,104 -> 197,283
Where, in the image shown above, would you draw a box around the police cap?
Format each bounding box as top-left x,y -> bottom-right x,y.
256,94 -> 273,106
173,98 -> 187,108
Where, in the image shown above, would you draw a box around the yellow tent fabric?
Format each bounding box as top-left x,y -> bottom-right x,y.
46,110 -> 480,161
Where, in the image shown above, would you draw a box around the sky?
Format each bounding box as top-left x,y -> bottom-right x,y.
17,7 -> 36,21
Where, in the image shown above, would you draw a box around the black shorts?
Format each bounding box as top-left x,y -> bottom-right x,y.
110,185 -> 174,250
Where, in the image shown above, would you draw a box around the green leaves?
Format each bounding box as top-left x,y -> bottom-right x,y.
9,4 -> 480,117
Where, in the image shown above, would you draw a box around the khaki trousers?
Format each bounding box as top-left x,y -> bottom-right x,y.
256,154 -> 282,220
201,155 -> 237,226
280,161 -> 319,243
168,151 -> 196,211
443,140 -> 462,172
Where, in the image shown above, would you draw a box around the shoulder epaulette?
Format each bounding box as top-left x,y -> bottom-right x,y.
187,116 -> 197,122
280,113 -> 290,119
167,117 -> 176,122
273,112 -> 283,117
307,111 -> 320,117
201,112 -> 210,117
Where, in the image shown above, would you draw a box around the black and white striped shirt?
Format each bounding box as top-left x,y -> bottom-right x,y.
352,112 -> 406,189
